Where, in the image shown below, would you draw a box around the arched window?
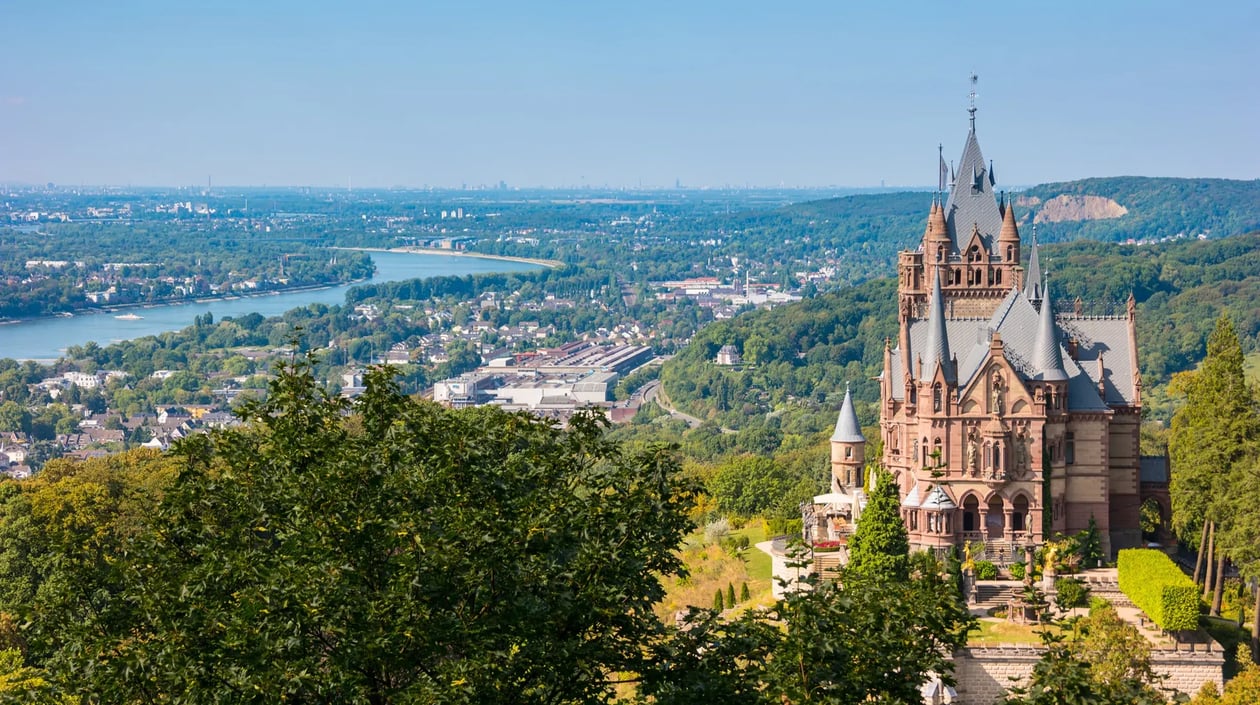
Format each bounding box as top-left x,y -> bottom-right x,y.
936,246 -> 944,262
844,446 -> 852,459
933,384 -> 943,412
933,437 -> 943,463
1006,245 -> 1014,261
909,386 -> 917,405
995,269 -> 1002,285
993,442 -> 1002,471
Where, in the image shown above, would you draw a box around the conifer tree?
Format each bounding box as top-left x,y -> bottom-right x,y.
714,589 -> 725,612
726,583 -> 736,607
845,466 -> 909,584
1170,315 -> 1260,616
740,582 -> 750,603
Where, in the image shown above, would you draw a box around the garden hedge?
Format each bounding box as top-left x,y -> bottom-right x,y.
1117,548 -> 1199,632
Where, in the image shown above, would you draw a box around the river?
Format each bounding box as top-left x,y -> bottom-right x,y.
0,251 -> 544,362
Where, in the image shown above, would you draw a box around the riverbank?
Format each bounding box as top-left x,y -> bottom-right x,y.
0,277 -> 369,327
341,246 -> 563,269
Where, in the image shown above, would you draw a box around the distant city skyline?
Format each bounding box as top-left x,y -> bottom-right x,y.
2,1 -> 1257,189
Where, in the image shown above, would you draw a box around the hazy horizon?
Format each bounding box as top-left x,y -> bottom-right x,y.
3,1 -> 1257,189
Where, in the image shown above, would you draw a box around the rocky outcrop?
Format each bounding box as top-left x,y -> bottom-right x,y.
1033,195 -> 1128,223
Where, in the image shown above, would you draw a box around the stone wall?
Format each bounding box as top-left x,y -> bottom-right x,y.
950,643 -> 1222,704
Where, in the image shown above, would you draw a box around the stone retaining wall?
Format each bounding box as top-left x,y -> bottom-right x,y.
950,643 -> 1222,704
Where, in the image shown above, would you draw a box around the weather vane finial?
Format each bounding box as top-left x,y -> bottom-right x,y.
968,73 -> 979,130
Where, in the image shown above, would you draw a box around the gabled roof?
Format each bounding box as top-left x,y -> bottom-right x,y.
831,386 -> 865,443
943,128 -> 1003,256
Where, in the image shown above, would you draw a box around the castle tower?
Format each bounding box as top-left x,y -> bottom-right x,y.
830,385 -> 866,492
878,98 -> 1142,558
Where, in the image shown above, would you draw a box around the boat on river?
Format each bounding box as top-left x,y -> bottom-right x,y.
114,313 -> 144,320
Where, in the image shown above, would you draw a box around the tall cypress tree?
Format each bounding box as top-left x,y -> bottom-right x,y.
845,466 -> 909,584
1170,315 -> 1260,613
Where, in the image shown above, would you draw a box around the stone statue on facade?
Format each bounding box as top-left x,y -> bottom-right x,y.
966,429 -> 980,472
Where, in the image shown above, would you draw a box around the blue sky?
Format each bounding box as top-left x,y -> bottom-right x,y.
2,1 -> 1257,188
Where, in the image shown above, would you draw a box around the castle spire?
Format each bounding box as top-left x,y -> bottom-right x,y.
1033,277 -> 1068,381
1000,194 -> 1020,243
1024,227 -> 1043,304
831,384 -> 865,443
923,270 -> 954,384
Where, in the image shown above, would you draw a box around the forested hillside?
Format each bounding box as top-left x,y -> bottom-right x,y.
659,231 -> 1260,439
1021,177 -> 1260,244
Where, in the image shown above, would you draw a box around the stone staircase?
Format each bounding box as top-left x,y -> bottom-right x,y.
972,581 -> 1023,612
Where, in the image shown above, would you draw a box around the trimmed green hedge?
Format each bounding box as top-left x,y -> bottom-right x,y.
1117,549 -> 1199,632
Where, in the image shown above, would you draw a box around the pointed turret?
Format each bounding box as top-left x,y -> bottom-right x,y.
1032,278 -> 1068,381
923,271 -> 954,384
999,196 -> 1019,243
831,385 -> 865,443
830,384 -> 866,490
1024,231 -> 1043,304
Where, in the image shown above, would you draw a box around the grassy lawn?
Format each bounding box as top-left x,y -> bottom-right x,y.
655,519 -> 775,621
967,618 -> 1047,646
730,522 -> 772,583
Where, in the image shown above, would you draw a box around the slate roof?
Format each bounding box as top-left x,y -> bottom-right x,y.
922,271 -> 955,383
1024,234 -> 1044,301
890,286 -> 1135,410
943,128 -> 1003,256
831,386 -> 865,443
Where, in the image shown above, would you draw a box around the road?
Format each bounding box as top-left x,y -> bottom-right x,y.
642,380 -> 703,429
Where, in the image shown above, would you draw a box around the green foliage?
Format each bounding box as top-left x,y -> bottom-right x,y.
659,278 -> 897,435
706,455 -> 818,519
26,362 -> 699,703
1169,315 -> 1260,539
714,590 -> 725,611
765,517 -> 802,537
1117,548 -> 1200,632
844,467 -> 909,584
726,583 -> 736,608
974,560 -> 999,581
1054,577 -> 1091,611
739,582 -> 750,603
1009,562 -> 1027,581
1077,516 -> 1104,568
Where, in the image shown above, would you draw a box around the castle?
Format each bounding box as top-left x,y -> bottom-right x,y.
811,109 -> 1157,561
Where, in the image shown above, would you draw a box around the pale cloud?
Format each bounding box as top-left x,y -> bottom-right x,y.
3,96 -> 28,106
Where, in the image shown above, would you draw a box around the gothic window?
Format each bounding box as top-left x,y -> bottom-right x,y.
993,442 -> 1002,471
1006,245 -> 1014,262
844,446 -> 852,459
988,267 -> 994,285
936,246 -> 944,262
921,437 -> 928,463
933,437 -> 943,463
1065,432 -> 1075,465
995,269 -> 1002,285
933,384 -> 942,412
909,386 -> 917,405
